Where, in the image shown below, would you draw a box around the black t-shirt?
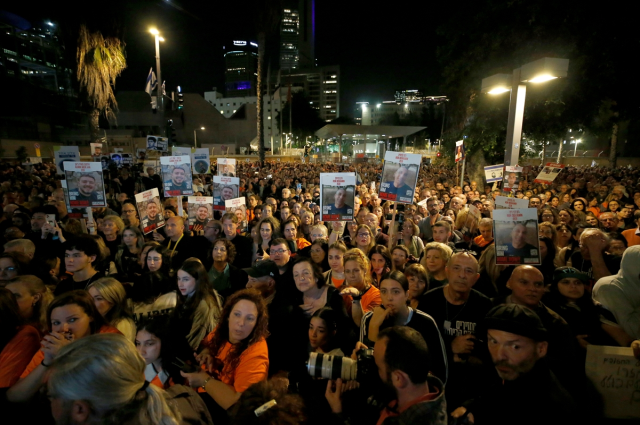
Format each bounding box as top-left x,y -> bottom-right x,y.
568,251 -> 621,284
229,234 -> 254,269
418,287 -> 493,357
54,271 -> 105,296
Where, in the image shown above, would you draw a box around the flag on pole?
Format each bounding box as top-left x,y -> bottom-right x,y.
145,68 -> 157,96
162,80 -> 166,96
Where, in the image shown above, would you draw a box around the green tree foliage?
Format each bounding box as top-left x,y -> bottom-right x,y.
15,146 -> 28,163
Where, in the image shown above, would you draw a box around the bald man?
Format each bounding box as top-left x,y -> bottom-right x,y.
160,216 -> 208,271
502,223 -> 539,263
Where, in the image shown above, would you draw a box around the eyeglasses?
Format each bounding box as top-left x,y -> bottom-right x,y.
271,249 -> 289,255
357,233 -> 370,238
0,267 -> 16,273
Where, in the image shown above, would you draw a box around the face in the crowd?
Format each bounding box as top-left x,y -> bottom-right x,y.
511,224 -> 528,248
356,228 -> 371,247
446,254 -> 479,294
222,218 -> 238,239
529,198 -> 541,209
541,210 -> 555,223
391,248 -> 408,269
432,226 -> 450,243
280,208 -> 291,222
310,244 -> 326,265
479,224 -> 493,242
164,217 -> 184,239
64,249 -> 95,273
370,253 -> 386,273
293,261 -> 318,293
344,259 -> 365,286
197,206 -> 209,220
507,267 -> 545,308
171,168 -> 186,185
249,197 -> 258,207
488,329 -> 546,381
50,303 -> 93,340
246,275 -> 274,297
363,214 -> 378,231
163,209 -> 176,219
424,249 -> 446,274
270,243 -> 290,267
608,239 -> 626,256
78,175 -> 96,196
262,205 -> 273,219
284,222 -> 297,241
222,187 -> 234,200
0,257 -> 19,282
260,223 -> 273,242
407,274 -> 427,299
608,200 -> 619,212
87,286 -> 114,317
122,204 -> 138,221
599,213 -> 618,231
228,299 -> 258,344
539,226 -> 554,241
327,248 -> 344,272
212,241 -> 228,264
573,201 -> 584,211
177,269 -> 197,297
292,203 -> 301,215
5,282 -> 38,319
557,277 -> 585,302
380,278 -> 408,313
334,189 -> 347,208
585,215 -> 598,226
102,219 -> 117,237
146,249 -> 163,272
31,212 -> 47,231
393,167 -> 408,186
135,329 -> 161,365
309,316 -> 333,351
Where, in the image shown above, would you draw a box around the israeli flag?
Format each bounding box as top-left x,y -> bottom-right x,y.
145,68 -> 157,96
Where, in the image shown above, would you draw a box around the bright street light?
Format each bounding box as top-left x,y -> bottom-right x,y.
194,127 -> 205,148
481,57 -> 569,166
149,28 -> 159,35
150,28 -> 165,111
573,139 -> 581,156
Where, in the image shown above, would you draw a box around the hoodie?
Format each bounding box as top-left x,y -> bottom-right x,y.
593,245 -> 640,339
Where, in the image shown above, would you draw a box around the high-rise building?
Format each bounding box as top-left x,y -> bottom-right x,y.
360,94 -> 447,125
223,39 -> 258,97
280,0 -> 315,70
277,65 -> 339,122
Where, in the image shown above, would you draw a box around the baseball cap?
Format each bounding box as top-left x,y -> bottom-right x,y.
553,267 -> 589,284
244,260 -> 279,279
484,304 -> 548,341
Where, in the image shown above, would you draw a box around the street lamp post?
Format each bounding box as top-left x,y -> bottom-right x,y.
481,57 -> 569,166
573,139 -> 581,156
194,127 -> 205,148
149,29 -> 164,111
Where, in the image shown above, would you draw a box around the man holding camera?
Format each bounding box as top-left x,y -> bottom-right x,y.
325,327 -> 446,425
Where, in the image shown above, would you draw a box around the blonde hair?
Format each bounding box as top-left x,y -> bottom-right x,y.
343,248 -> 372,285
49,334 -> 181,425
7,275 -> 53,333
88,277 -> 132,325
420,242 -> 453,280
455,207 -> 478,234
103,215 -> 125,234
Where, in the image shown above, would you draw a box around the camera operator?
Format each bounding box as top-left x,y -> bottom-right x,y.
325,327 -> 446,425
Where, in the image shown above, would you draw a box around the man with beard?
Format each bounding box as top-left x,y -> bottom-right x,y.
192,205 -> 210,231
164,165 -> 192,195
69,173 -> 102,205
381,165 -> 416,201
144,199 -> 163,232
451,304 -> 578,425
215,185 -> 235,207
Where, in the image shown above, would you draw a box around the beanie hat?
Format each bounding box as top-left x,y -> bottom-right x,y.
484,304 -> 547,341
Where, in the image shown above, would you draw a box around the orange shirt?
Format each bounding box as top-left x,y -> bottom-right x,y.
296,238 -> 311,250
332,276 -> 345,290
20,325 -> 121,379
622,228 -> 640,247
0,326 -> 40,388
343,285 -> 381,316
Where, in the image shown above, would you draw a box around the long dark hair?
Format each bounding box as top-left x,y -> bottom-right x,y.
311,307 -> 339,352
0,287 -> 23,350
205,289 -> 269,378
46,290 -> 106,335
175,258 -> 220,318
130,245 -> 173,304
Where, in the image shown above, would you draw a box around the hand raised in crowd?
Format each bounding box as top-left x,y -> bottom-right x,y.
582,232 -> 608,253
152,231 -> 165,242
42,331 -> 74,364
370,305 -> 395,327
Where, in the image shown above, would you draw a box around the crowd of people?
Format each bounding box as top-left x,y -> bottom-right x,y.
1,157 -> 640,425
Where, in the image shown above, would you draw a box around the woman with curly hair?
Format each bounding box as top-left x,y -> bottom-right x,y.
208,238 -> 248,300
252,216 -> 281,264
182,289 -> 269,412
368,245 -> 392,288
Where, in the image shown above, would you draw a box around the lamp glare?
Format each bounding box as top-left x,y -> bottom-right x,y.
487,87 -> 510,95
528,74 -> 557,83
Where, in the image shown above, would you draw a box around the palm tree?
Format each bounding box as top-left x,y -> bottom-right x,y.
76,25 -> 126,143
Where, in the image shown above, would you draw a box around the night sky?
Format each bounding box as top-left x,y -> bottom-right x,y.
7,0 -> 445,117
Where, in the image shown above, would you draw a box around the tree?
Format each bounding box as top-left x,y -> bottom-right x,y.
15,146 -> 28,163
76,25 -> 126,144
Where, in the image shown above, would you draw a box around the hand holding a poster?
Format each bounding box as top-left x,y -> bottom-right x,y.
379,151 -> 421,204
534,163 -> 566,184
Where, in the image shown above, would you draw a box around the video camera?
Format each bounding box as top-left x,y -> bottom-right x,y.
307,348 -> 377,386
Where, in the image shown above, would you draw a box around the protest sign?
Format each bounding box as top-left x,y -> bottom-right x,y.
493,208 -> 540,265
61,180 -> 86,219
225,197 -> 248,232
136,149 -> 147,161
534,163 -> 566,184
503,166 -> 523,192
585,345 -> 640,419
484,164 -> 504,183
135,188 -> 165,234
54,146 -> 80,175
495,196 -> 529,209
147,135 -> 168,152
192,148 -> 210,174
218,158 -> 236,176
90,143 -> 102,157
187,196 -> 213,232
455,140 -> 465,163
110,153 -> 123,168
161,156 -> 193,197
64,162 -> 107,208
213,176 -> 239,211
379,151 -> 420,204
320,173 -> 356,222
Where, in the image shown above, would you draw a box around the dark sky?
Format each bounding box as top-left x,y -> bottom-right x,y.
8,0 -> 445,117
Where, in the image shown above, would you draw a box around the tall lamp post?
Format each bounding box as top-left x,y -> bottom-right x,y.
149,28 -> 164,111
194,127 -> 205,148
481,57 -> 569,166
573,138 -> 581,157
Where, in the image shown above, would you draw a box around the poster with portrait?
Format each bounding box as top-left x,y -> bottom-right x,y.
161,155 -> 194,197
493,208 -> 540,265
225,197 -> 248,231
54,146 -> 80,175
144,160 -> 160,174
61,180 -> 86,219
63,162 -> 107,208
90,143 -> 103,157
503,166 -> 523,192
187,196 -> 213,232
213,176 -> 239,211
455,140 -> 465,163
192,149 -> 210,174
110,153 -> 123,168
484,164 -> 504,183
135,188 -> 165,234
320,173 -> 356,222
379,151 -> 421,204
534,162 -> 566,185
217,158 -> 236,176
494,196 -> 529,210
146,135 -> 168,152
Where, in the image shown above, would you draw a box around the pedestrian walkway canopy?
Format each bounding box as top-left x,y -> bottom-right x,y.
315,125 -> 426,141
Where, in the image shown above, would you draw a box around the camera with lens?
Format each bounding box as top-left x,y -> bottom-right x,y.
307,348 -> 377,386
